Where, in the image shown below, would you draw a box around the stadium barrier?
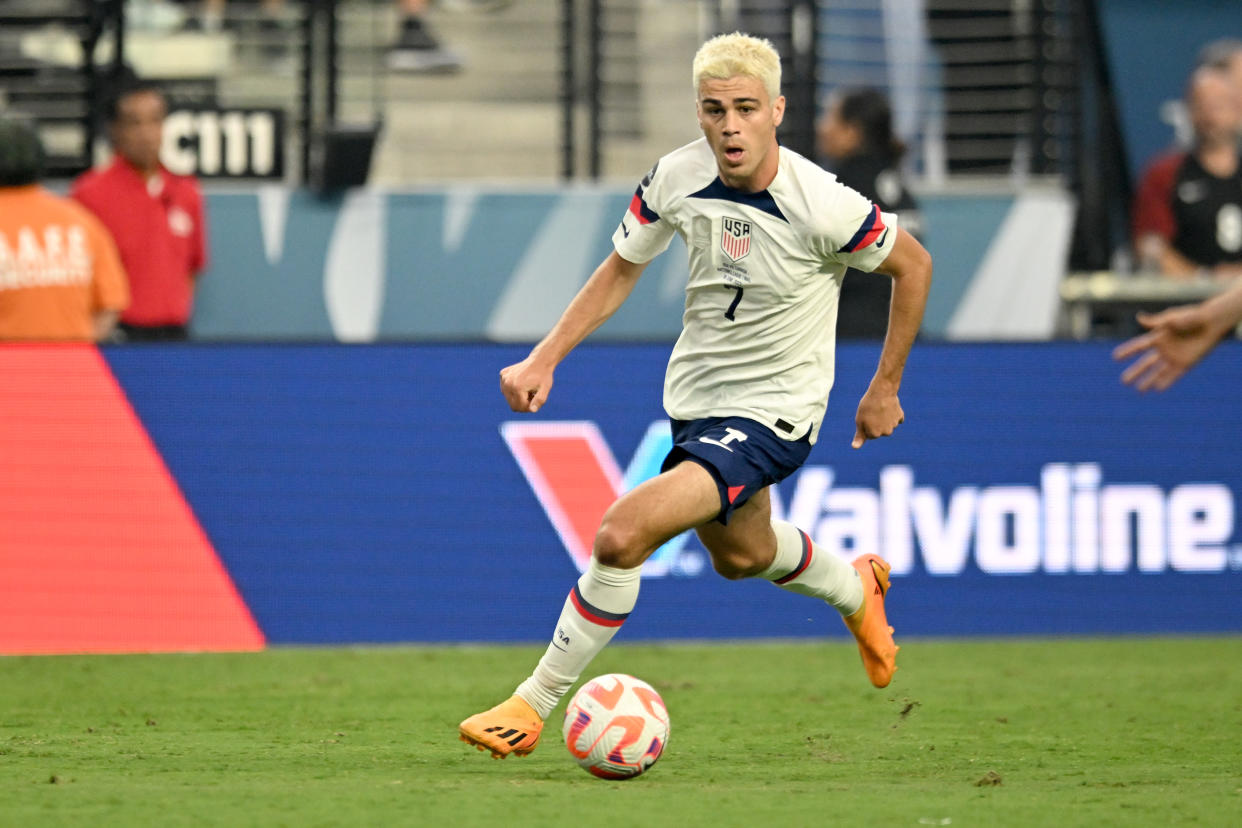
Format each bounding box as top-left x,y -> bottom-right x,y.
2,342 -> 1239,654
192,186 -> 1070,342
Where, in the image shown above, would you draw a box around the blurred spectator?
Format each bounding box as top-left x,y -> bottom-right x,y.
391,0 -> 517,72
71,80 -> 207,342
387,0 -> 462,73
1132,67 -> 1242,280
0,119 -> 129,342
1198,38 -> 1242,115
817,87 -> 923,339
1157,39 -> 1242,151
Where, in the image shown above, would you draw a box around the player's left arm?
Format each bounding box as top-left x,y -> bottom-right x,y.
852,226 -> 932,448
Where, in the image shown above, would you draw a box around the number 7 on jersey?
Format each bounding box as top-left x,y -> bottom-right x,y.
723,286 -> 744,321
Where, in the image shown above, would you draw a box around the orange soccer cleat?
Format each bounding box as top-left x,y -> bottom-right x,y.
842,554 -> 899,688
458,695 -> 544,759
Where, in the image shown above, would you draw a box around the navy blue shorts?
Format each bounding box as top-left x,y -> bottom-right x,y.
660,415 -> 813,524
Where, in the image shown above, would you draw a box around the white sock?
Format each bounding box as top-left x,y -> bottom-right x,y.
759,520 -> 863,616
515,558 -> 641,719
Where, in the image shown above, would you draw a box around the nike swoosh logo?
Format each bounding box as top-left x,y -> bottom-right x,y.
552,643 -> 567,652
620,220 -> 630,238
875,229 -> 889,248
1178,181 -> 1207,203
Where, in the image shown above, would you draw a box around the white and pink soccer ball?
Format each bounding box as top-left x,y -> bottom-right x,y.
562,673 -> 670,780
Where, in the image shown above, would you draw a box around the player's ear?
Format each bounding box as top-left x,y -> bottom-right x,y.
772,95 -> 786,128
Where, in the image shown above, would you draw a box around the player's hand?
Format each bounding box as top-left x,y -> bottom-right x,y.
1113,305 -> 1219,392
500,358 -> 554,413
852,382 -> 905,448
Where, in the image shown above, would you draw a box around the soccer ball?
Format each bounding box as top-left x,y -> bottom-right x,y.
562,673 -> 670,780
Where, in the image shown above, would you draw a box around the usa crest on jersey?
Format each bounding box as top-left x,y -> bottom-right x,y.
721,217 -> 751,261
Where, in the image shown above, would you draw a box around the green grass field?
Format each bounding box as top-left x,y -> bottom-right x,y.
2,638 -> 1240,827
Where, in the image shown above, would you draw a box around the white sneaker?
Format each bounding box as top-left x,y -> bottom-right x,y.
438,0 -> 513,12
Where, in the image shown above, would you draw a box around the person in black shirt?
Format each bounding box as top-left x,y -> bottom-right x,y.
1132,67 -> 1242,279
817,88 -> 924,338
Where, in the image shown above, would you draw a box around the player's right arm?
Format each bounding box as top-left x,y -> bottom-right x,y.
502,157 -> 675,413
499,251 -> 648,413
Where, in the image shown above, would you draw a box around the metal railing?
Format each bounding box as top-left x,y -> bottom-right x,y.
1059,272 -> 1232,340
813,0 -> 1128,268
0,0 -> 125,177
5,0 -> 1131,269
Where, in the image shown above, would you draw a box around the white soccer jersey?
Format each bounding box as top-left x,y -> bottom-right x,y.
612,138 -> 897,444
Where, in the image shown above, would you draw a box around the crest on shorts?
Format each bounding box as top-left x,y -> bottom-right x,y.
721,217 -> 751,261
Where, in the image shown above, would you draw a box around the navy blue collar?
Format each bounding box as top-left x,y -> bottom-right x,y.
687,177 -> 788,222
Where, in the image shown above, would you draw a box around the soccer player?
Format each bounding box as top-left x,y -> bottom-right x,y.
459,32 -> 933,759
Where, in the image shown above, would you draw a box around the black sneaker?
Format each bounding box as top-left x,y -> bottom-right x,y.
386,17 -> 464,73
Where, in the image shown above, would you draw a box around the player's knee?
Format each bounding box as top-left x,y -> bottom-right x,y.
710,549 -> 762,580
593,519 -> 645,569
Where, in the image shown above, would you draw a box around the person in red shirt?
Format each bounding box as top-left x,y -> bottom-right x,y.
1131,67 -> 1242,280
71,79 -> 207,341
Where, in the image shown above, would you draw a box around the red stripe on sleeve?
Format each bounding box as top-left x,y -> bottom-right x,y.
628,192 -> 653,225
856,205 -> 887,249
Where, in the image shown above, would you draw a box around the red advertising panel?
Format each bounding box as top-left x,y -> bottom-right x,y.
0,345 -> 264,654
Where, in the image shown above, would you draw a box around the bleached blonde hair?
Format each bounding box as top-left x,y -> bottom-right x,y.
692,32 -> 782,102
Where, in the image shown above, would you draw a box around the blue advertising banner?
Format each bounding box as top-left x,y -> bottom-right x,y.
103,342 -> 1242,645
